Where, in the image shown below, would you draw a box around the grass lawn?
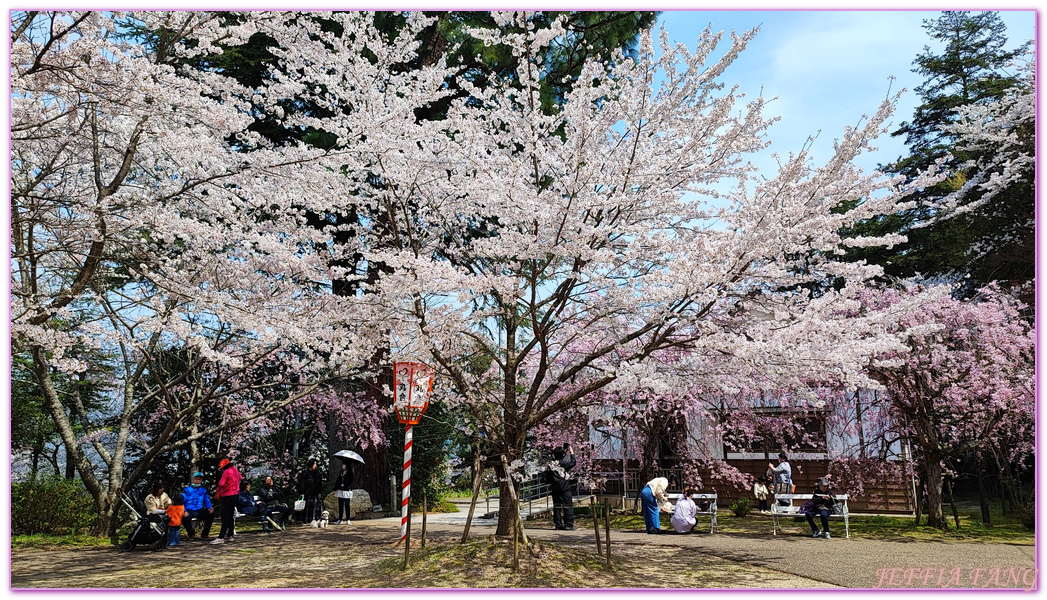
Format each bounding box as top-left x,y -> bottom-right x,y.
589,508 -> 1034,544
11,533 -> 114,550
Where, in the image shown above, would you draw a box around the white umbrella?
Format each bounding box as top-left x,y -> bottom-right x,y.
333,450 -> 365,464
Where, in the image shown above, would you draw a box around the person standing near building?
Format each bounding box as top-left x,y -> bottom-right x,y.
546,443 -> 577,531
753,475 -> 770,513
640,476 -> 671,534
769,453 -> 793,505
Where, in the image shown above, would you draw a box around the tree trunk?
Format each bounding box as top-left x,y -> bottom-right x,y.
495,463 -> 519,537
188,404 -> 204,474
360,358 -> 391,506
30,448 -> 40,480
31,347 -> 107,511
93,492 -> 119,539
977,454 -> 991,525
924,457 -> 946,529
64,444 -> 76,479
495,314 -> 521,538
636,417 -> 663,496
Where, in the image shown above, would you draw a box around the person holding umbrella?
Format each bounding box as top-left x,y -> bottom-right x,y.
332,450 -> 364,525
333,462 -> 353,524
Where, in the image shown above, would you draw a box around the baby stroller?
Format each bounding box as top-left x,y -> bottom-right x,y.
118,489 -> 169,552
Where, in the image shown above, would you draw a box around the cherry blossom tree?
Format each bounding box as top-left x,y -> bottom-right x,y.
563,354 -> 918,504
9,10 -> 433,534
859,285 -> 1034,529
302,11 -> 948,533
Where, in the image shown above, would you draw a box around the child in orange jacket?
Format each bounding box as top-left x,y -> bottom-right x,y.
166,492 -> 187,547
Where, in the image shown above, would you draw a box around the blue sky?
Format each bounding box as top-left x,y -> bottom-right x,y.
655,10 -> 1036,176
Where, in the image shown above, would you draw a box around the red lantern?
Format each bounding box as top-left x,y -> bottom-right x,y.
393,361 -> 434,425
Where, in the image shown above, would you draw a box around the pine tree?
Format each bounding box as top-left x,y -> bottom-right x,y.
842,11 -> 1031,296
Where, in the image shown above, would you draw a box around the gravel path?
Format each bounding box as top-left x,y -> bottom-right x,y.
584,528 -> 1036,589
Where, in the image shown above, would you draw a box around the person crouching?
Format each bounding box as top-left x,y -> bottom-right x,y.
671,487 -> 700,533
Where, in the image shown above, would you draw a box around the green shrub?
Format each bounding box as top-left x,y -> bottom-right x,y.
730,497 -> 752,518
1012,500 -> 1035,530
12,476 -> 98,535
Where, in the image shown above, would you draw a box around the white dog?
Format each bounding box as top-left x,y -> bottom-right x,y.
315,510 -> 330,528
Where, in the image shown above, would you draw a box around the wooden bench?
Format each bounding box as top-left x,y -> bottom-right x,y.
666,493 -> 718,533
771,494 -> 850,538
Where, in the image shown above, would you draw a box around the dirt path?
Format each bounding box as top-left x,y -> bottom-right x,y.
12,517 -> 1035,589
11,520 -> 830,589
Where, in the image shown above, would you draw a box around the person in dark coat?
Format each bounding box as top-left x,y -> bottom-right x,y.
546,443 -> 576,530
256,476 -> 292,529
806,476 -> 837,539
297,458 -> 324,525
333,462 -> 354,525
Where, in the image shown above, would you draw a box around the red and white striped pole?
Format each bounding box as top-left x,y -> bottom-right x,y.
400,423 -> 413,540
392,361 -> 434,542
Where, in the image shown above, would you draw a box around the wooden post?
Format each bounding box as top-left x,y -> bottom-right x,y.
603,501 -> 612,568
512,519 -> 520,572
461,450 -> 484,543
403,501 -> 412,569
591,497 -> 602,556
421,496 -> 428,548
946,477 -> 961,529
914,478 -> 925,526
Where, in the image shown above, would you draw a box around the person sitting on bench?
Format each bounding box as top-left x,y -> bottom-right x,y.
256,476 -> 293,528
806,477 -> 837,539
183,472 -> 215,539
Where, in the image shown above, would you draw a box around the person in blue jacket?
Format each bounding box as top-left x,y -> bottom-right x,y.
236,481 -> 259,516
183,472 -> 215,539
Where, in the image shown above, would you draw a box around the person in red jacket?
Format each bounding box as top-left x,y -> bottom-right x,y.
212,458 -> 242,545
